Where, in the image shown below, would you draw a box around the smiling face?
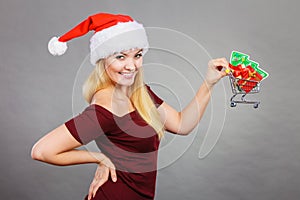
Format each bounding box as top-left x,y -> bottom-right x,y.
104,48 -> 143,87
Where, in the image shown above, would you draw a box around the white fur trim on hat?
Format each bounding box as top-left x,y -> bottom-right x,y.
48,36 -> 68,56
90,21 -> 149,65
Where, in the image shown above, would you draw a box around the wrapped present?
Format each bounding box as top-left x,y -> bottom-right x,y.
229,63 -> 262,93
230,51 -> 249,67
230,51 -> 269,80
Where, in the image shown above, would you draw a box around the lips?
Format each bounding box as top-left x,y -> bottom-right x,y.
118,72 -> 135,79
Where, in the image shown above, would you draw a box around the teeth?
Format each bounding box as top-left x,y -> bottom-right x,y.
119,72 -> 133,74
119,72 -> 135,79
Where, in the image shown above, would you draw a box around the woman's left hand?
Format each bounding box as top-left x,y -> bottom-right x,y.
205,57 -> 230,88
87,155 -> 117,200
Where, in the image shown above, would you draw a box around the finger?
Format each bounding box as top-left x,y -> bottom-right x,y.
216,57 -> 228,64
223,61 -> 230,71
110,167 -> 117,182
212,58 -> 229,68
92,178 -> 108,198
216,62 -> 229,72
213,68 -> 228,79
109,161 -> 116,170
92,168 -> 109,198
89,178 -> 103,199
88,163 -> 107,200
88,168 -> 103,200
217,58 -> 230,75
219,57 -> 229,65
104,159 -> 116,170
88,190 -> 93,200
88,181 -> 97,200
92,180 -> 105,198
209,60 -> 228,70
220,70 -> 228,77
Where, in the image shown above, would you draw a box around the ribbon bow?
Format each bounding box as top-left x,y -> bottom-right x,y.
229,63 -> 263,93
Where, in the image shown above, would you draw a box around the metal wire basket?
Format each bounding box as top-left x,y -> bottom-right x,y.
228,73 -> 261,108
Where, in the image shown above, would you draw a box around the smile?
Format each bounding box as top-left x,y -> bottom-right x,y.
118,72 -> 136,79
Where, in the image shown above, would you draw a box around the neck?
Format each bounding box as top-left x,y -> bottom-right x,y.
112,84 -> 131,99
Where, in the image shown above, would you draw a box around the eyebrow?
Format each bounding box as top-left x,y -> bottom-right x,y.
120,49 -> 143,56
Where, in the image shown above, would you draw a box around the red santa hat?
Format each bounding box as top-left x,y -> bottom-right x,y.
48,13 -> 149,65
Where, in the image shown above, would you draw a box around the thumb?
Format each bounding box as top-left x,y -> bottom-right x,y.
220,70 -> 228,77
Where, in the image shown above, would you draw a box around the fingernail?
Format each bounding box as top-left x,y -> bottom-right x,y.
113,178 -> 117,182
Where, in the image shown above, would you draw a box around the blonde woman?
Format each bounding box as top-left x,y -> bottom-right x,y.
31,13 -> 229,200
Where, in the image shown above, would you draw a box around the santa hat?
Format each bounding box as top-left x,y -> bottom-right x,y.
48,13 -> 149,65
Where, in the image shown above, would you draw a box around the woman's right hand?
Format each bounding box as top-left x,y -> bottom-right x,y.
205,57 -> 230,88
88,154 -> 117,200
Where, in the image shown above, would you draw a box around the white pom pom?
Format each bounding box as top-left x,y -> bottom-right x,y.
48,36 -> 68,56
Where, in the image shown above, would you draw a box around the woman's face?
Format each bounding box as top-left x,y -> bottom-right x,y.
104,48 -> 143,86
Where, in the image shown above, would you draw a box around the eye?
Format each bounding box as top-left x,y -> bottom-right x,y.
135,53 -> 143,58
115,55 -> 125,60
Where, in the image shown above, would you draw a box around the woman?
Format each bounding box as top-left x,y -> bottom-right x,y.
31,13 -> 229,200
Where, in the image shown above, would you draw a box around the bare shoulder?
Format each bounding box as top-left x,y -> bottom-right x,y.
91,88 -> 112,107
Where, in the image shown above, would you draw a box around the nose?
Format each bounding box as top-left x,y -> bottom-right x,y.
124,59 -> 136,71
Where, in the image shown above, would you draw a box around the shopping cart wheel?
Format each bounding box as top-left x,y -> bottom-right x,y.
253,103 -> 259,109
230,102 -> 237,107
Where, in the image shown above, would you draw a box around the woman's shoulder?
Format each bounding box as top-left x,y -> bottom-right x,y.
91,88 -> 112,106
86,89 -> 113,119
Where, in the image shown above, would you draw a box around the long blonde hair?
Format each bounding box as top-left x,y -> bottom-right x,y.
83,60 -> 164,139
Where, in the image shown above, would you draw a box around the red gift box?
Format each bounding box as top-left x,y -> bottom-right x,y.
229,64 -> 262,93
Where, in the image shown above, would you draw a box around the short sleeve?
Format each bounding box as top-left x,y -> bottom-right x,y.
64,105 -> 105,144
146,84 -> 164,108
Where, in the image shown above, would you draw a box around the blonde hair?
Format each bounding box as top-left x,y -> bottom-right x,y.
83,60 -> 165,139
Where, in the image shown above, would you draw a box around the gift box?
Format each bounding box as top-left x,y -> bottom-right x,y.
229,63 -> 263,93
230,51 -> 269,80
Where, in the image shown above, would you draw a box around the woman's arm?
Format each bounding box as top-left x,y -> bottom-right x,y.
31,124 -> 117,200
157,58 -> 229,135
31,124 -> 107,165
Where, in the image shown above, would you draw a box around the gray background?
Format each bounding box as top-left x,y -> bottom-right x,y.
1,0 -> 300,199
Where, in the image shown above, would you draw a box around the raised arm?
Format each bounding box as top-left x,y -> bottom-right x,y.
157,58 -> 229,135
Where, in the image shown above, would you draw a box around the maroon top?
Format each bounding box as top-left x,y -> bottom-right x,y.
64,85 -> 164,200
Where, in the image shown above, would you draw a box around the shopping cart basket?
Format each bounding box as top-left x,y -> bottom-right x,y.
228,72 -> 261,108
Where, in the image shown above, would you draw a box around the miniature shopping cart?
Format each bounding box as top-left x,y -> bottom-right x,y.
228,72 -> 261,108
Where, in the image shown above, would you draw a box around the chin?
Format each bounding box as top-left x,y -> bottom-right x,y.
116,74 -> 137,86
117,80 -> 135,87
